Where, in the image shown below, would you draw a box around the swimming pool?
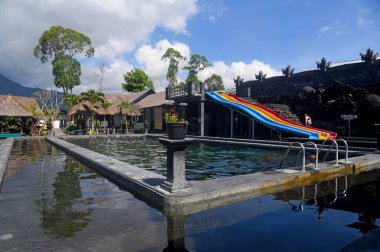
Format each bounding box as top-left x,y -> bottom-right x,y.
65,137 -> 316,180
1,139 -> 380,251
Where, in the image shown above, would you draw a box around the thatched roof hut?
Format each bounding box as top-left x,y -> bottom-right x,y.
68,101 -> 109,116
107,97 -> 141,116
0,94 -> 41,117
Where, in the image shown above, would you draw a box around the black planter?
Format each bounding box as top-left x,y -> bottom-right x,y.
166,123 -> 188,139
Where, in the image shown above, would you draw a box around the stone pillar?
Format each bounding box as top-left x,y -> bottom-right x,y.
376,124 -> 380,150
165,87 -> 169,100
163,216 -> 188,252
159,138 -> 194,193
199,101 -> 204,137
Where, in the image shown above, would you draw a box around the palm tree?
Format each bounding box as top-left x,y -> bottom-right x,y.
64,94 -> 80,111
79,89 -> 108,131
117,101 -> 140,134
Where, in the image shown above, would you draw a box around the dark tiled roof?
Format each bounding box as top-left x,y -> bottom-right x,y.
137,91 -> 173,109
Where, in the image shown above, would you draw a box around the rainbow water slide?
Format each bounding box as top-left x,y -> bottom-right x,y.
206,92 -> 337,140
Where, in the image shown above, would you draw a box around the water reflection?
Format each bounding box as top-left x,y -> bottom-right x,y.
34,157 -> 94,239
162,170 -> 380,251
275,171 -> 380,234
163,216 -> 188,252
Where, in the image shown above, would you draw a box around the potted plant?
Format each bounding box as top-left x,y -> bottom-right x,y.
164,110 -> 188,139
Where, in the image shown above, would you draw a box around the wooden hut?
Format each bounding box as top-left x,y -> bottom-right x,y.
0,94 -> 41,134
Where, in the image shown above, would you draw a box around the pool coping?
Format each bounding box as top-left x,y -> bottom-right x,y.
0,138 -> 14,192
44,136 -> 380,216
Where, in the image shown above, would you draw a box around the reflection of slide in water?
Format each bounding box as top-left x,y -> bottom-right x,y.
206,92 -> 337,140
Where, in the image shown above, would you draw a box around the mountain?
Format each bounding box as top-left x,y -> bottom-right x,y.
0,73 -> 41,97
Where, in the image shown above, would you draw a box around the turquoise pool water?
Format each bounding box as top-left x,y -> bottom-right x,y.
1,139 -> 379,251
66,137 -> 308,180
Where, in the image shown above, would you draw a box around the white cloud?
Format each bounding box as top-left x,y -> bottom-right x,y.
134,39 -> 281,91
77,59 -> 134,94
199,0 -> 228,23
0,0 -> 197,91
199,60 -> 282,89
357,8 -> 374,27
135,40 -> 191,91
319,26 -> 333,33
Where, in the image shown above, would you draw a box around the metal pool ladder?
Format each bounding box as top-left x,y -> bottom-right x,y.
279,139 -> 349,171
319,139 -> 349,165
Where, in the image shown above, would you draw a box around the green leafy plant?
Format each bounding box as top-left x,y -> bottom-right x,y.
88,129 -> 96,136
64,123 -> 77,134
8,125 -> 19,133
94,119 -> 101,129
164,110 -> 188,124
164,112 -> 179,123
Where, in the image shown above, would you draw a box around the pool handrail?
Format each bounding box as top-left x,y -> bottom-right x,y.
305,141 -> 319,170
279,142 -> 305,171
321,139 -> 341,165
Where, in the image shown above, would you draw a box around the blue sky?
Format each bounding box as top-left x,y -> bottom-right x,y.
0,0 -> 379,93
159,0 -> 380,69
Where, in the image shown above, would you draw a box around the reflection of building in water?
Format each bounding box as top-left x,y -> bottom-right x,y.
5,140 -> 49,177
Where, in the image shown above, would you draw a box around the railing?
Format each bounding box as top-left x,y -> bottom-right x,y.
304,141 -> 319,169
166,82 -> 205,100
279,138 -> 349,171
279,142 -> 305,171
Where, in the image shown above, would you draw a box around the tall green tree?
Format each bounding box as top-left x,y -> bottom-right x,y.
205,74 -> 225,91
121,68 -> 153,92
161,48 -> 185,87
52,53 -> 81,95
183,54 -> 210,85
33,25 -> 94,94
79,89 -> 108,131
34,25 -> 94,62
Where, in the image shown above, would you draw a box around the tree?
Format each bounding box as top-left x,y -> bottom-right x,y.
64,94 -> 80,112
161,48 -> 185,87
117,101 -> 141,134
184,54 -> 210,75
360,48 -> 378,64
79,89 -> 108,131
205,74 -> 225,91
33,88 -> 64,136
185,73 -> 200,86
34,25 -> 94,62
121,68 -> 153,92
316,57 -> 331,72
183,54 -> 210,85
96,62 -> 108,92
52,53 -> 81,95
33,25 -> 94,94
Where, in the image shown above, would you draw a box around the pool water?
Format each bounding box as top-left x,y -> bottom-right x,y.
66,137 -> 311,180
1,139 -> 380,251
